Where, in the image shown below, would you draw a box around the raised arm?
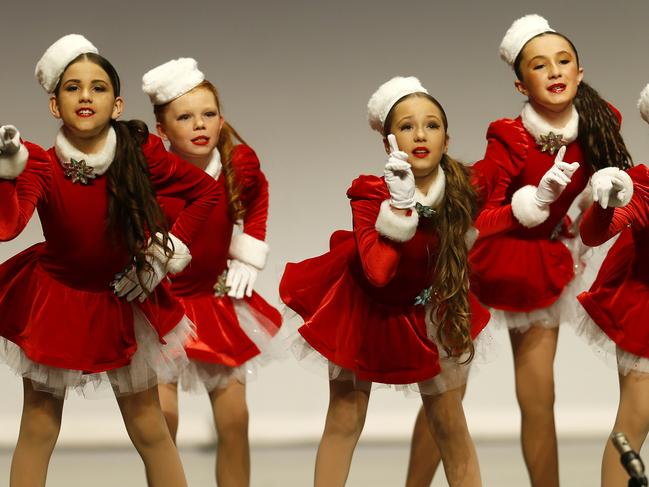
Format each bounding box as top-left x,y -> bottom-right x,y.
0,127 -> 51,241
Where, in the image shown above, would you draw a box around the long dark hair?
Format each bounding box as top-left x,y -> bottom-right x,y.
55,53 -> 171,283
384,93 -> 477,362
514,32 -> 632,171
154,80 -> 247,222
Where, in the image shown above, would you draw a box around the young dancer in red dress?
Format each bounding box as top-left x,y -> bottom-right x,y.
141,58 -> 281,486
576,85 -> 648,486
280,76 -> 490,487
0,35 -> 221,487
405,14 -> 633,487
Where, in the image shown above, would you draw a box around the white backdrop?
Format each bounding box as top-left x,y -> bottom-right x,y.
0,0 -> 648,447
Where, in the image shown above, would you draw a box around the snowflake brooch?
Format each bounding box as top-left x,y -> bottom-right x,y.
415,202 -> 436,219
414,287 -> 433,306
62,158 -> 96,185
213,270 -> 231,297
538,132 -> 565,155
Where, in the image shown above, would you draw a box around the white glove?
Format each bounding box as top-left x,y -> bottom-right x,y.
0,125 -> 28,180
383,134 -> 415,209
112,239 -> 172,302
225,259 -> 258,299
534,146 -> 580,208
591,167 -> 634,209
0,125 -> 21,156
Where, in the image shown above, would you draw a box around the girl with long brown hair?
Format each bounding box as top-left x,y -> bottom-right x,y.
0,35 -> 222,487
279,76 -> 490,487
576,85 -> 647,486
141,58 -> 281,487
406,14 -> 632,487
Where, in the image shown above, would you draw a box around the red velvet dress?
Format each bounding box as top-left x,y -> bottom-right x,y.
160,145 -> 281,392
469,117 -> 592,330
280,175 -> 490,393
0,135 -> 220,396
577,165 -> 649,373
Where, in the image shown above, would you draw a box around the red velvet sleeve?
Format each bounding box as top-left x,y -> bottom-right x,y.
0,141 -> 52,241
232,145 -> 268,241
580,165 -> 649,246
473,119 -> 530,238
347,175 -> 402,287
142,134 -> 222,246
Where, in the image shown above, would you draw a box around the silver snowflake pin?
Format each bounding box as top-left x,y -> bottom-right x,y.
62,158 -> 96,185
213,270 -> 231,297
538,132 -> 565,155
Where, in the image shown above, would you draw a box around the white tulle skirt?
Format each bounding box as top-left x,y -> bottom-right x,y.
493,235 -> 616,333
575,307 -> 649,376
0,306 -> 194,399
170,299 -> 285,393
290,306 -> 495,397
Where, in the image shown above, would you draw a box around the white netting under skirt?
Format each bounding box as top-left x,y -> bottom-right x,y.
491,235 -> 617,333
176,359 -> 256,393
0,306 -> 195,399
575,306 -> 649,376
288,305 -> 496,397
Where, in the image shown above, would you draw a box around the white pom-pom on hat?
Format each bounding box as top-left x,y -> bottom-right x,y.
142,58 -> 205,106
35,34 -> 98,93
499,14 -> 555,66
639,84 -> 649,124
367,76 -> 428,133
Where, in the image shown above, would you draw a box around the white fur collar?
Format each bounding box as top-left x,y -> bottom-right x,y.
54,127 -> 116,176
520,102 -> 579,145
204,150 -> 222,179
415,167 -> 446,207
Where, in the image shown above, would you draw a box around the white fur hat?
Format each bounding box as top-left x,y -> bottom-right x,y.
142,58 -> 205,105
499,14 -> 555,66
639,84 -> 649,124
367,76 -> 428,133
35,34 -> 98,93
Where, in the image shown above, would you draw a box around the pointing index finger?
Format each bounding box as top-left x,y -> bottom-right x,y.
387,134 -> 400,154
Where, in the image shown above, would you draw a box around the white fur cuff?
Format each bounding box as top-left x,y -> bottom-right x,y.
150,232 -> 192,275
511,185 -> 550,228
375,200 -> 419,242
229,233 -> 269,270
0,144 -> 28,180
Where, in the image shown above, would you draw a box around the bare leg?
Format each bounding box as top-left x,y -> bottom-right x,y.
509,325 -> 560,487
421,387 -> 481,487
406,384 -> 467,487
602,369 -> 649,487
10,379 -> 64,487
115,387 -> 187,487
314,379 -> 371,487
209,377 -> 250,487
158,383 -> 179,443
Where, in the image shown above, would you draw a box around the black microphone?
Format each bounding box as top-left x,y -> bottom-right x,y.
611,432 -> 648,485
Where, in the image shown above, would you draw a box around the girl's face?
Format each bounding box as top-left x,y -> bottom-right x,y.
385,96 -> 448,178
156,87 -> 224,161
515,34 -> 584,114
49,59 -> 123,140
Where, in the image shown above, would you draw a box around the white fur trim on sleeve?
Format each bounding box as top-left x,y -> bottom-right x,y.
592,167 -> 634,208
375,200 -> 419,242
511,185 -> 550,228
229,233 -> 269,270
149,232 -> 192,275
0,144 -> 29,180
